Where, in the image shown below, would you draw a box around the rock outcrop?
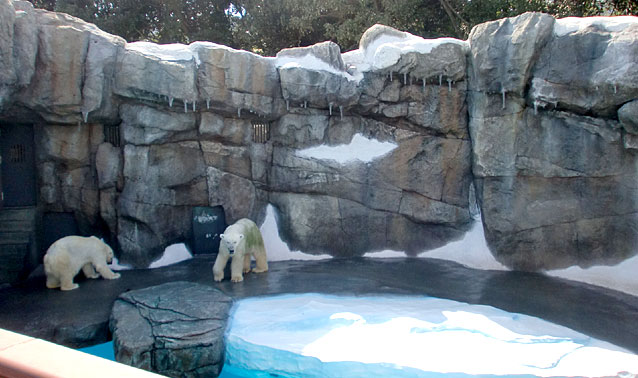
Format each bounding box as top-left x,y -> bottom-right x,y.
0,0 -> 636,272
110,281 -> 233,377
468,13 -> 638,270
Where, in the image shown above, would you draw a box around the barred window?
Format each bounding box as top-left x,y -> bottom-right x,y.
104,124 -> 121,147
252,122 -> 270,143
9,144 -> 26,163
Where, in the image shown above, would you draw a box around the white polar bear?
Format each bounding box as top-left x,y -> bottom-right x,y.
43,236 -> 121,291
213,218 -> 268,283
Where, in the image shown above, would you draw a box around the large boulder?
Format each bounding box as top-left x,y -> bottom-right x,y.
110,281 -> 233,378
468,12 -> 638,270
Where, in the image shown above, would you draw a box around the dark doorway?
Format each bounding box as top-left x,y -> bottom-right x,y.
0,123 -> 36,208
42,212 -> 79,253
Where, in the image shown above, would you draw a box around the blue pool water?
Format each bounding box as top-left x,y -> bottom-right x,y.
79,341 -> 115,360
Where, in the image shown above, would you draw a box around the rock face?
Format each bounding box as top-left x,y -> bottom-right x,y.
110,281 -> 233,377
468,13 -> 638,270
0,0 -> 636,272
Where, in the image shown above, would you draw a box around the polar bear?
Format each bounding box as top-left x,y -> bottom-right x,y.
43,236 -> 121,291
213,218 -> 268,283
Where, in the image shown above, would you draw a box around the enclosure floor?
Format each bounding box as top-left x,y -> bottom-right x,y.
1,256 -> 638,353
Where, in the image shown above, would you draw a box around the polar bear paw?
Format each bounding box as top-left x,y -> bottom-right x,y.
231,275 -> 244,283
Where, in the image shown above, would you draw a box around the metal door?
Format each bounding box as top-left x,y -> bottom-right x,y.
0,123 -> 36,207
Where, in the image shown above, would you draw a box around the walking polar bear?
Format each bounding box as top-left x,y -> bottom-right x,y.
44,236 -> 121,291
213,218 -> 268,283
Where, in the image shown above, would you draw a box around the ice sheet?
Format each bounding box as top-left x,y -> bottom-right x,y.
225,294 -> 638,377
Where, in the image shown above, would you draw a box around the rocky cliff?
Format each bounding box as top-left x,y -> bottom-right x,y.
0,0 -> 636,271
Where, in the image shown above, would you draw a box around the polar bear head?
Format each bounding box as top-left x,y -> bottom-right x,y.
220,232 -> 244,256
92,236 -> 114,263
104,245 -> 115,263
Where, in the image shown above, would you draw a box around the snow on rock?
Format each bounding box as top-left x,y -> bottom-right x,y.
109,243 -> 193,270
296,133 -> 397,164
554,16 -> 638,36
225,294 -> 638,377
260,205 -> 331,261
275,54 -> 360,82
351,25 -> 468,73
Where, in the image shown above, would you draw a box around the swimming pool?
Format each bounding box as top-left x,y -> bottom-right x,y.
82,294 -> 638,377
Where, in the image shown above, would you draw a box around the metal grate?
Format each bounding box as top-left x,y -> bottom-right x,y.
252,122 -> 270,143
104,124 -> 121,147
9,144 -> 26,163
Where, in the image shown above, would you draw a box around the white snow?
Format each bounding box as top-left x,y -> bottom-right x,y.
554,16 -> 638,36
296,133 -> 397,164
126,41 -> 197,62
260,205 -> 331,261
109,243 -> 192,270
365,221 -> 508,271
275,54 -> 361,82
547,254 -> 638,297
224,294 -> 638,377
347,32 -> 468,73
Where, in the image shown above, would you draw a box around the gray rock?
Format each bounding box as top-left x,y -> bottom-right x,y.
0,0 -> 16,111
277,41 -> 345,71
469,12 -> 555,95
110,281 -> 233,378
95,143 -> 122,189
530,17 -> 638,117
270,114 -> 328,147
199,113 -> 252,145
278,66 -> 360,108
619,100 -> 638,134
270,192 -> 470,257
120,104 -> 197,145
12,1 -> 37,87
114,43 -> 197,104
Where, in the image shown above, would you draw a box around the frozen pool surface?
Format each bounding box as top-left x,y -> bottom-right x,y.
223,294 -> 638,377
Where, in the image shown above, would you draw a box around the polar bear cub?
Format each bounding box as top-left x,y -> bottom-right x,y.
44,236 -> 121,291
213,218 -> 268,283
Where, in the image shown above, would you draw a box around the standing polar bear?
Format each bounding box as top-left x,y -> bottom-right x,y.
213,219 -> 268,283
44,236 -> 121,291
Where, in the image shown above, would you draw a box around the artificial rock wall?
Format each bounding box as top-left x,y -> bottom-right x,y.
0,0 -> 636,270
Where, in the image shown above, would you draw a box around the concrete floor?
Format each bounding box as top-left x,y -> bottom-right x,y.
1,255 -> 638,354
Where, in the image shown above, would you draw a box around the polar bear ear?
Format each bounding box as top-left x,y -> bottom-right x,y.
220,234 -> 225,240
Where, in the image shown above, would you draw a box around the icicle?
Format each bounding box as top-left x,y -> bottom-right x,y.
184,100 -> 188,113
403,73 -> 407,85
447,78 -> 452,92
501,87 -> 506,109
422,78 -> 426,92
533,100 -> 539,115
329,103 -> 333,116
192,101 -> 196,112
206,98 -> 210,109
614,84 -> 617,94
303,101 -> 307,108
82,111 -> 88,123
286,100 -> 290,111
339,106 -> 343,120
439,74 -> 442,86
390,71 -> 393,82
238,108 -> 242,117
169,97 -> 174,107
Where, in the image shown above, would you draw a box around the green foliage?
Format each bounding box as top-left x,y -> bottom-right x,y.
26,0 -> 638,54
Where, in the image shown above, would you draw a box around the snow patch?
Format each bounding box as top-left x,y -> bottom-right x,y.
554,16 -> 638,36
275,54 -> 361,82
547,254 -> 638,297
297,134 -> 397,164
364,221 -> 508,271
355,32 -> 468,72
225,294 -> 638,377
109,243 -> 193,270
126,41 -> 197,62
260,205 -> 331,261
